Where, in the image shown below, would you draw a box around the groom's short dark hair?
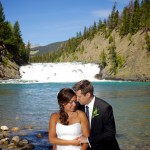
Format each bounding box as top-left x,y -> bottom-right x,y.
73,80 -> 94,96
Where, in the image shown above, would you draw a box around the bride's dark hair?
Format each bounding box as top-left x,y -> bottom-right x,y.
57,88 -> 76,125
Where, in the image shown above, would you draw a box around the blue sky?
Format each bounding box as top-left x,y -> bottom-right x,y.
1,0 -> 130,47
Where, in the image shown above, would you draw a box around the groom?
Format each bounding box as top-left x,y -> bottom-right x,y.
73,80 -> 120,150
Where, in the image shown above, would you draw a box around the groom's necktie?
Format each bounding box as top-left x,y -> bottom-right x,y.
85,106 -> 89,122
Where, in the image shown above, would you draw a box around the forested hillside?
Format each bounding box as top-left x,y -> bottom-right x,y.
30,0 -> 150,81
0,1 -> 30,79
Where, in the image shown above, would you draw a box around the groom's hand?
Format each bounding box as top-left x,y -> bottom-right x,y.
53,145 -> 57,150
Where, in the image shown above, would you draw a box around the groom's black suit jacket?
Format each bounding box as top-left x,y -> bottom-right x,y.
77,96 -> 120,150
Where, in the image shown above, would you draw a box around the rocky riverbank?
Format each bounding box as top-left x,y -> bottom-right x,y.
0,125 -> 52,150
0,61 -> 20,80
0,124 -> 149,150
0,43 -> 28,80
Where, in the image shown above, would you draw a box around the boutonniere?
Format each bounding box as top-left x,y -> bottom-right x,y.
92,107 -> 100,118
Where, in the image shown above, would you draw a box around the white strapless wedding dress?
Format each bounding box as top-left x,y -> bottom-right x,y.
56,122 -> 82,150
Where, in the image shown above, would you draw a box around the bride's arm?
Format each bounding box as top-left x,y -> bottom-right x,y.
48,113 -> 80,146
79,111 -> 90,150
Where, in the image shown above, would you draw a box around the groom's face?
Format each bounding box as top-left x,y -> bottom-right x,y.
76,90 -> 88,105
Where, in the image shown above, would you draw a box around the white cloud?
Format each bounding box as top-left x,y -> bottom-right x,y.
30,43 -> 41,48
110,0 -> 129,5
92,9 -> 111,18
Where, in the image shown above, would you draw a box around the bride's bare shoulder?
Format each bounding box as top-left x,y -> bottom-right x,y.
76,110 -> 86,117
50,112 -> 59,120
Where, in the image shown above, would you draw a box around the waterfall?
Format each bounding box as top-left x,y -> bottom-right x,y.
1,62 -> 101,83
20,62 -> 100,82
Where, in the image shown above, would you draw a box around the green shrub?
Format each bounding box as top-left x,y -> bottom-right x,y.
109,35 -> 114,43
2,57 -> 8,65
145,34 -> 150,51
116,55 -> 125,69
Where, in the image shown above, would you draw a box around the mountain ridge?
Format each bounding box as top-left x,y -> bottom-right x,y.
30,41 -> 66,56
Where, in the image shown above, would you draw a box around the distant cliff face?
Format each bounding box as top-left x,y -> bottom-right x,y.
59,30 -> 150,81
0,60 -> 20,80
0,45 -> 20,80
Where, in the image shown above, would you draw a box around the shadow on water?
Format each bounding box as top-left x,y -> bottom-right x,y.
10,130 -> 53,150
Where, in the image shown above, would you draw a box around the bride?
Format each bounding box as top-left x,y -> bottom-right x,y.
48,88 -> 90,150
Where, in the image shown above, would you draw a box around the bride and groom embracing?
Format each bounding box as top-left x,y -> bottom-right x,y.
49,80 -> 120,150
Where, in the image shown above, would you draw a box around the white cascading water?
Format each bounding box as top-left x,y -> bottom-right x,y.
19,62 -> 100,83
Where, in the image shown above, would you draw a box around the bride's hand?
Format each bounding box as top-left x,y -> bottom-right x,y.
70,138 -> 81,146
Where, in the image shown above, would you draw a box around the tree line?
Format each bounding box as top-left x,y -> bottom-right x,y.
30,0 -> 150,63
0,1 -> 30,65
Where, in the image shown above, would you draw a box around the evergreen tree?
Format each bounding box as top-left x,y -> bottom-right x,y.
0,1 -> 5,42
13,21 -> 25,54
119,7 -> 131,35
3,21 -> 14,44
108,2 -> 118,30
128,0 -> 134,33
13,21 -> 23,46
114,10 -> 119,28
130,0 -> 141,34
76,31 -> 82,38
0,1 -> 4,22
109,42 -> 118,75
93,21 -> 97,35
23,41 -> 30,62
83,26 -> 88,39
99,50 -> 107,68
97,19 -> 103,30
140,0 -> 150,31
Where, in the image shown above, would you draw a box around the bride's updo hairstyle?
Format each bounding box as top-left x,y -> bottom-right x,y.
57,88 -> 76,125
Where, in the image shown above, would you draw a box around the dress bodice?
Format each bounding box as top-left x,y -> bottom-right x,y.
56,122 -> 82,150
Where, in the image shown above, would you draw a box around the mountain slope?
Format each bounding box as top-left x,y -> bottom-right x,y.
30,41 -> 66,56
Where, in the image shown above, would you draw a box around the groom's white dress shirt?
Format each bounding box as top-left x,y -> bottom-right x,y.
85,96 -> 95,128
85,96 -> 95,147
